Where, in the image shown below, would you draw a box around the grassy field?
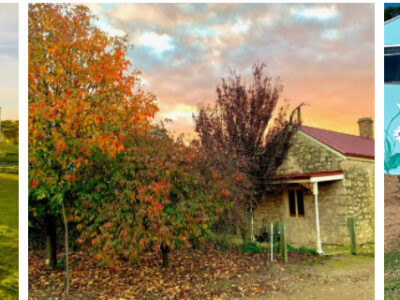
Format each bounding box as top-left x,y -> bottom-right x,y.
0,143 -> 18,299
0,144 -> 18,174
385,252 -> 400,299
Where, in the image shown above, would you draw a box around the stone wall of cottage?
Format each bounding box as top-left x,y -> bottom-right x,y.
254,181 -> 348,247
342,158 -> 375,245
276,132 -> 344,175
253,131 -> 375,248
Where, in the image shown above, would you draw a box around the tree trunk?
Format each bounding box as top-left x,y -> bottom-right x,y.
44,214 -> 57,269
61,200 -> 69,296
161,244 -> 169,268
250,207 -> 254,242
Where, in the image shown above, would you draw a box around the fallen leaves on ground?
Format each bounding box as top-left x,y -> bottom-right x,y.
29,248 -> 312,299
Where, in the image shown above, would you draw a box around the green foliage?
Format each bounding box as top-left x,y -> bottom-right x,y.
1,120 -> 18,145
385,5 -> 400,21
272,242 -> 281,253
256,220 -> 281,243
385,252 -> 400,299
287,244 -> 318,256
0,144 -> 18,164
0,144 -> 18,175
56,259 -> 65,269
240,241 -> 262,254
273,242 -> 317,256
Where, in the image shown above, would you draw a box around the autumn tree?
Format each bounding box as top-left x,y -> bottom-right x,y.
193,63 -> 301,239
28,4 -> 157,294
73,125 -> 225,268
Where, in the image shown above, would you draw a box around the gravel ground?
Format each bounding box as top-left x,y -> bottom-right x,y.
385,174 -> 400,252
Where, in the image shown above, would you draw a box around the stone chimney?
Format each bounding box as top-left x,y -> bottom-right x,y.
357,117 -> 374,139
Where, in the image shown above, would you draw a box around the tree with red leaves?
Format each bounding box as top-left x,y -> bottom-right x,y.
193,63 -> 301,240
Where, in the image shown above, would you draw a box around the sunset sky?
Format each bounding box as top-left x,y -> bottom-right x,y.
0,4 -> 18,120
87,3 -> 374,137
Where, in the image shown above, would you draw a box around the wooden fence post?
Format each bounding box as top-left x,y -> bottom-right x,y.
280,222 -> 288,263
269,222 -> 274,263
348,217 -> 357,255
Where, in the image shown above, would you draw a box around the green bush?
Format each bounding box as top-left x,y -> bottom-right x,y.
273,241 -> 281,252
273,242 -> 317,255
255,221 -> 281,243
287,244 -> 317,255
241,241 -> 262,254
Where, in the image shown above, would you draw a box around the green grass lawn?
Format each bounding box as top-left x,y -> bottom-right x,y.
0,144 -> 18,164
0,144 -> 18,299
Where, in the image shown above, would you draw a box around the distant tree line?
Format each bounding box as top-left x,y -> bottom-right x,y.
2,120 -> 18,144
385,6 -> 400,21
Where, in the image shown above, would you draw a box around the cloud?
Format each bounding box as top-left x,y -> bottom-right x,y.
290,5 -> 338,21
93,15 -> 126,38
321,29 -> 339,40
88,3 -> 374,136
137,32 -> 175,58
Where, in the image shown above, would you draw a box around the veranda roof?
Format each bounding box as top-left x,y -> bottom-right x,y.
274,170 -> 344,183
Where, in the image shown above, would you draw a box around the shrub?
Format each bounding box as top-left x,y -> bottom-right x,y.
287,244 -> 317,255
241,241 -> 262,254
255,221 -> 281,243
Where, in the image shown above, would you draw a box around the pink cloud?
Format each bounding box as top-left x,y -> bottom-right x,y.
90,3 -> 374,137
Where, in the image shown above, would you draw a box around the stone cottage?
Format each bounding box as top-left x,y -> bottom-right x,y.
254,118 -> 374,254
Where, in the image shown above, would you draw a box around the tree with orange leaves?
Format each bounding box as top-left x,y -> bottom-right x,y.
28,4 -> 157,294
73,125 -> 224,269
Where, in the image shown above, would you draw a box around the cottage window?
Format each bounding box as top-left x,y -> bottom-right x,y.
288,189 -> 305,217
385,46 -> 400,83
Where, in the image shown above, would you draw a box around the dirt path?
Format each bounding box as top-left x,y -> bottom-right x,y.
385,174 -> 400,251
247,254 -> 374,300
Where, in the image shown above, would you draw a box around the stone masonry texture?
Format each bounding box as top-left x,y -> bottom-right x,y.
254,131 -> 374,249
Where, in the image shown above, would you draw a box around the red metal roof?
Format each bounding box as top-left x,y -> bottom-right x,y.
274,170 -> 344,180
299,126 -> 374,159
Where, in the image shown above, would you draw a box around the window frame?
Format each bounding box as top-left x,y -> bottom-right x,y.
385,45 -> 400,84
288,188 -> 305,218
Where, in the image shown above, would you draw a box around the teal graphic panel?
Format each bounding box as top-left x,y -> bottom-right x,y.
385,84 -> 400,174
